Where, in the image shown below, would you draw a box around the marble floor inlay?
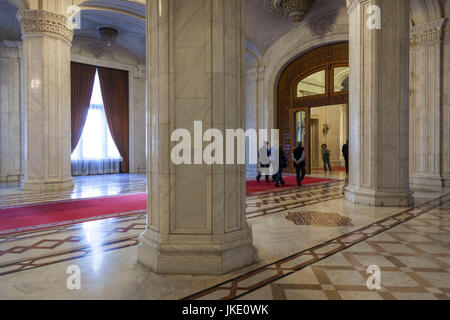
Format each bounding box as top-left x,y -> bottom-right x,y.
186,194 -> 450,300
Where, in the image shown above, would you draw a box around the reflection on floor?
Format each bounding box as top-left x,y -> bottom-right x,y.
0,172 -> 449,300
0,174 -> 147,208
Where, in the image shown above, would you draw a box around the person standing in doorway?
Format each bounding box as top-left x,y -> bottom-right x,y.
292,142 -> 306,186
321,144 -> 332,173
342,140 -> 349,174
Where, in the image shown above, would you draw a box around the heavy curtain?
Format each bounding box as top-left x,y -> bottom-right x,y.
71,62 -> 97,152
98,67 -> 130,173
71,103 -> 122,176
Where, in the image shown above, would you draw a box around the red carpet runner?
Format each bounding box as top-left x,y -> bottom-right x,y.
0,177 -> 336,235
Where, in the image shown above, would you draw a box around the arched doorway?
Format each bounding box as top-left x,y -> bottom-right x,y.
277,42 -> 349,174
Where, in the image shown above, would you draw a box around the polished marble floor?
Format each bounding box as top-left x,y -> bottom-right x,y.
0,172 -> 449,300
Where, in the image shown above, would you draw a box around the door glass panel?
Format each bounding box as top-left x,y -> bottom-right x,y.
294,111 -> 306,146
334,66 -> 349,92
297,70 -> 326,98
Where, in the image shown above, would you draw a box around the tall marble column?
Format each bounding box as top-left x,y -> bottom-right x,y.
443,21 -> 450,187
138,0 -> 255,274
17,10 -> 74,191
345,0 -> 413,207
0,40 -> 23,183
410,19 -> 447,188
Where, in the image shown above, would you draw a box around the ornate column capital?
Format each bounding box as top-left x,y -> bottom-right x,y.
411,18 -> 446,46
2,40 -> 22,59
16,10 -> 74,43
346,0 -> 365,14
444,19 -> 450,41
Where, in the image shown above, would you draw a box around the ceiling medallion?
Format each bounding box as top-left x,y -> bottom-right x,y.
274,0 -> 315,24
98,26 -> 119,46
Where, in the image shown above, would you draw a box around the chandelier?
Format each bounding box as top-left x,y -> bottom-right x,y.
274,0 -> 315,24
98,27 -> 119,46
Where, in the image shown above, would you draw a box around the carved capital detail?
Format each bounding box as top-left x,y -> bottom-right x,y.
346,0 -> 364,14
411,18 -> 446,46
17,10 -> 74,43
444,19 -> 450,41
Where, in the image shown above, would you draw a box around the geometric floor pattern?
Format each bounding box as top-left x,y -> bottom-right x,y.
243,203 -> 450,300
0,182 -> 343,277
186,193 -> 450,300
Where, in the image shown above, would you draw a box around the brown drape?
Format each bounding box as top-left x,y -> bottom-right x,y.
97,67 -> 130,173
71,62 -> 97,152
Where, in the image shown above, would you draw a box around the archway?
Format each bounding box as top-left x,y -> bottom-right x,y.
277,42 -> 349,174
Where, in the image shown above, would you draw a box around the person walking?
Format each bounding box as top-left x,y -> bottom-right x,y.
292,142 -> 306,186
342,140 -> 349,174
321,144 -> 332,173
273,145 -> 287,187
256,141 -> 271,183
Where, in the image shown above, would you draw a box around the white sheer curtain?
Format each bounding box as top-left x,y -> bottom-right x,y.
71,70 -> 122,176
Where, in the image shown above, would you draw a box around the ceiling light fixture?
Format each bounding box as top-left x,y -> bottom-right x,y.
274,0 -> 315,24
98,26 -> 119,46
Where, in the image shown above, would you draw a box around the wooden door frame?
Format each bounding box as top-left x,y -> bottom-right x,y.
289,107 -> 311,174
277,43 -> 349,174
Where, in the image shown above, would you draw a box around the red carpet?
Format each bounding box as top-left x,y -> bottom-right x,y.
0,194 -> 147,235
312,166 -> 347,173
246,176 -> 336,195
0,177 -> 337,235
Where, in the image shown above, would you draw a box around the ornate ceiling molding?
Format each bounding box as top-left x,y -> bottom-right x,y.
263,0 -> 284,18
16,10 -> 74,43
410,18 -> 446,46
276,0 -> 315,24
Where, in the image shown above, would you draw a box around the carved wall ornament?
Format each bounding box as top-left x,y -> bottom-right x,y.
86,42 -> 105,58
273,0 -> 315,24
410,18 -> 446,46
16,10 -> 74,43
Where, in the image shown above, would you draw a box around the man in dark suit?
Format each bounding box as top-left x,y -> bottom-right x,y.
342,140 -> 349,174
274,145 -> 287,187
292,142 -> 306,186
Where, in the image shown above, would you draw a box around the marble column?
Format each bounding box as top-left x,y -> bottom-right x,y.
344,0 -> 414,207
443,21 -> 450,187
17,10 -> 74,191
410,19 -> 447,188
245,66 -> 265,176
138,0 -> 255,274
0,40 -> 23,183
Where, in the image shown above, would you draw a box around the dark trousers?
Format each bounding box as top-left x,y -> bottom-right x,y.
323,158 -> 332,172
257,164 -> 271,182
274,169 -> 285,186
295,165 -> 306,186
344,156 -> 349,173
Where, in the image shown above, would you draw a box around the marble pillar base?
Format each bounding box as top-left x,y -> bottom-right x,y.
0,172 -> 23,183
410,174 -> 445,188
21,177 -> 74,192
443,176 -> 450,188
345,185 -> 414,207
138,228 -> 256,275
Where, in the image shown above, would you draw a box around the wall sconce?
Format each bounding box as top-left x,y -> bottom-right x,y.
323,123 -> 330,136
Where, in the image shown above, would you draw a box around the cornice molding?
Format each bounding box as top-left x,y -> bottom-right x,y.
16,10 -> 74,43
411,18 -> 446,46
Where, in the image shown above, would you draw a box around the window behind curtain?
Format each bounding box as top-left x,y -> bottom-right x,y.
71,69 -> 122,175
